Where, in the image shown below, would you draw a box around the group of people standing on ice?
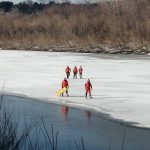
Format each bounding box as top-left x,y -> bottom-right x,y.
65,66 -> 83,79
61,66 -> 93,99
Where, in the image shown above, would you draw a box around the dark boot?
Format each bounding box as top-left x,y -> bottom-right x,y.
66,91 -> 69,97
85,92 -> 87,98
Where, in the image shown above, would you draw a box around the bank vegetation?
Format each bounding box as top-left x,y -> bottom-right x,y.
0,0 -> 150,54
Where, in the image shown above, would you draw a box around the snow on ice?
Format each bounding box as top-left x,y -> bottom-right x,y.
0,50 -> 150,128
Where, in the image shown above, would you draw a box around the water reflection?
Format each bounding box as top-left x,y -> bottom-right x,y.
85,110 -> 92,120
4,95 -> 150,150
60,105 -> 92,121
61,106 -> 69,120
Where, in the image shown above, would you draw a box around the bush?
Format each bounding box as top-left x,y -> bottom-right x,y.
0,0 -> 149,49
0,1 -> 13,12
0,92 -> 86,150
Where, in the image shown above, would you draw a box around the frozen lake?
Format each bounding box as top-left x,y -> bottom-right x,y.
0,50 -> 150,128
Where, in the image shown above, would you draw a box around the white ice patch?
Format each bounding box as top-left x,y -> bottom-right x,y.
0,50 -> 150,128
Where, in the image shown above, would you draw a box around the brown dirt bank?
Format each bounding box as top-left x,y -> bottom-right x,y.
0,44 -> 150,55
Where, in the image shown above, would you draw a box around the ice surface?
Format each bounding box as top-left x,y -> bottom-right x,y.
0,50 -> 150,128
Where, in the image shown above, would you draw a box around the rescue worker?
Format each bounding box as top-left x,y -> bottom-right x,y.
62,78 -> 69,96
79,66 -> 83,79
65,66 -> 71,79
73,66 -> 78,79
85,79 -> 92,98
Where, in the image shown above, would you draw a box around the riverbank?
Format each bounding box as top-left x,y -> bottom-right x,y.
4,92 -> 150,131
1,45 -> 150,55
0,0 -> 149,56
0,50 -> 150,128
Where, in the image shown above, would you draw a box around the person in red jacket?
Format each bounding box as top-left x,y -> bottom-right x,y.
85,79 -> 92,98
79,66 -> 83,79
62,78 -> 69,96
65,66 -> 71,79
73,66 -> 78,79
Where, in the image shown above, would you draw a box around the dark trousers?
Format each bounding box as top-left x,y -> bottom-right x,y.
79,73 -> 82,78
73,73 -> 77,79
66,72 -> 70,79
85,90 -> 91,98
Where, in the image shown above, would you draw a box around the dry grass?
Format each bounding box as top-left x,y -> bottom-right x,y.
0,0 -> 149,49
